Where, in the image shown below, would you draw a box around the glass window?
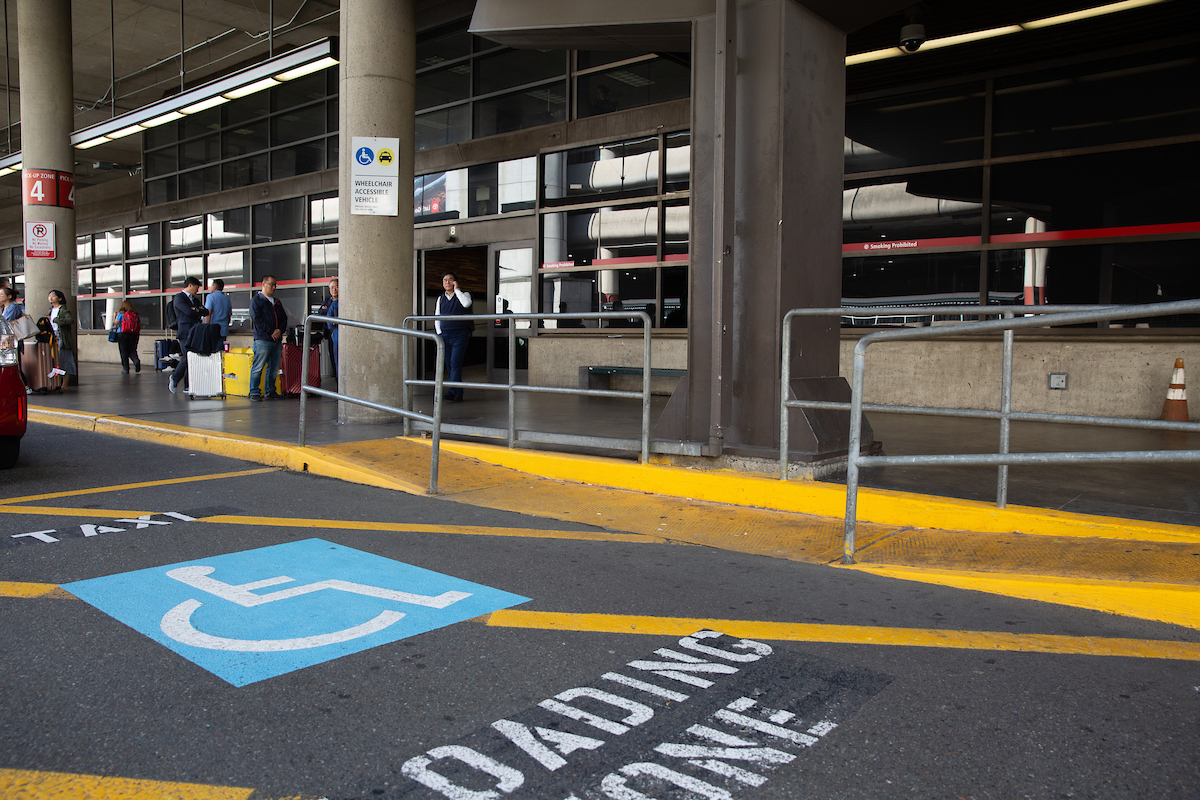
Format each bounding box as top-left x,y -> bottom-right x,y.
222,155 -> 269,190
145,176 -> 177,205
75,300 -> 92,330
180,133 -> 220,169
415,169 -> 467,219
253,198 -> 306,242
664,132 -> 690,193
475,48 -> 566,96
474,83 -> 566,138
496,248 -> 533,329
76,268 -> 92,295
93,230 -> 123,262
577,51 -> 650,70
310,192 -> 339,235
540,271 -> 598,329
600,267 -> 657,328
94,264 -> 123,296
663,201 -> 689,257
222,120 -> 268,157
550,136 -> 661,203
993,46 -> 1200,157
309,240 -> 339,279
143,122 -> 178,150
416,64 -> 471,111
566,202 -> 660,263
127,261 -> 160,293
223,94 -> 270,128
76,236 -> 92,263
416,104 -> 471,151
416,20 -> 472,68
145,147 -> 177,178
168,256 -> 203,287
327,134 -> 339,169
206,250 -> 248,285
272,70 -> 328,112
841,251 -> 980,302
179,107 -> 221,140
226,290 -> 252,333
498,157 -> 536,212
179,166 -> 220,199
253,243 -> 305,284
845,83 -> 985,172
577,55 -> 690,118
127,225 -> 156,258
271,102 -> 326,146
843,170 -> 984,246
128,296 -> 162,330
207,208 -> 251,248
467,162 -> 498,217
661,265 -> 687,327
271,141 -> 325,180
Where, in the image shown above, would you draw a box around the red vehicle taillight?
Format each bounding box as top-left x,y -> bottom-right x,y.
17,393 -> 25,422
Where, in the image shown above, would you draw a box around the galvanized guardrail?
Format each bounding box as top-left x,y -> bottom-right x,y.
402,311 -> 654,462
780,300 -> 1200,563
297,314 -> 446,494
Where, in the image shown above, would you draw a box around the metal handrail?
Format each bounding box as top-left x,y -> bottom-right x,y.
402,311 -> 654,462
779,300 -> 1200,563
297,314 -> 445,494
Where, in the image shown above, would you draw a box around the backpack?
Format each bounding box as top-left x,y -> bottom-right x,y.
34,316 -> 54,343
165,297 -> 178,330
120,310 -> 141,334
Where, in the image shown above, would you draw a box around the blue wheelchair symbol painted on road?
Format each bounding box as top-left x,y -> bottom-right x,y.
63,539 -> 530,686
356,146 -> 375,166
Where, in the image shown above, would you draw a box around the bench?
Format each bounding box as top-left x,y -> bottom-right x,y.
580,366 -> 686,395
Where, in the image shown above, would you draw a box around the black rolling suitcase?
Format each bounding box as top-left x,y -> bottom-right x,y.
155,338 -> 181,372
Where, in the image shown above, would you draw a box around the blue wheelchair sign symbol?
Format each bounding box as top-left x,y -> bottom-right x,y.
356,146 -> 375,166
63,539 -> 530,686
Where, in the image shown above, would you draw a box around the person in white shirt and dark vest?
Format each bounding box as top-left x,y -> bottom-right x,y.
435,272 -> 471,402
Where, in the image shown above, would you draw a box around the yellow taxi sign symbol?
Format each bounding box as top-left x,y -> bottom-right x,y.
378,148 -> 395,166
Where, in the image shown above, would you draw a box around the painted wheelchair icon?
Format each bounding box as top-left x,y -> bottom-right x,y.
65,539 -> 531,686
160,565 -> 472,652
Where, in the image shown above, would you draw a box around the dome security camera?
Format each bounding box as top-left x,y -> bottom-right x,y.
899,23 -> 926,52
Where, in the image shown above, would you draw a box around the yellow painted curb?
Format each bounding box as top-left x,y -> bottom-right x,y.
843,563 -> 1200,630
435,439 -> 1200,544
28,408 -> 428,496
0,581 -> 74,599
0,768 -> 254,800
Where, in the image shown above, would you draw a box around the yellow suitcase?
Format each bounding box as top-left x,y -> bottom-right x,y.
223,348 -> 282,397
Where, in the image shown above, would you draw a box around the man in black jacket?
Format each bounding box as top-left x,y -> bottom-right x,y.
248,275 -> 287,401
169,277 -> 209,394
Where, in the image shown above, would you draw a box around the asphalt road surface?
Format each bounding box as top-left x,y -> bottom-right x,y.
2,422 -> 1198,799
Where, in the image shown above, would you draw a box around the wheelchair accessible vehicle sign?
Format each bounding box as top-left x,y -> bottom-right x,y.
350,135 -> 400,216
63,539 -> 529,686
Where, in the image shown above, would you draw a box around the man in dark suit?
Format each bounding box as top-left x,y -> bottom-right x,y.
169,277 -> 209,394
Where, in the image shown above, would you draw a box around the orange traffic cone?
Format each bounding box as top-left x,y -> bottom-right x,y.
1160,358 -> 1189,422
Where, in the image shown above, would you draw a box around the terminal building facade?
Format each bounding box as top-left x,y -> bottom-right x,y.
1,0 -> 1197,460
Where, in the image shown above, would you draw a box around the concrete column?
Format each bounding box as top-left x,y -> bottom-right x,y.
17,0 -> 75,328
338,0 -> 416,422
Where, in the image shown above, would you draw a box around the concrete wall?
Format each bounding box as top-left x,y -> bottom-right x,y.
528,334 -> 687,395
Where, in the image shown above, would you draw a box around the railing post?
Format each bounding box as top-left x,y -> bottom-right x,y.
779,311 -> 792,480
403,318 -> 411,437
997,311 -> 1014,508
843,344 -> 868,564
430,334 -> 443,494
298,315 -> 311,447
642,311 -> 652,463
508,323 -> 516,447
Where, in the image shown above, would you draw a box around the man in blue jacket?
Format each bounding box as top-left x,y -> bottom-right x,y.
169,277 -> 209,394
205,278 -> 232,343
249,275 -> 287,401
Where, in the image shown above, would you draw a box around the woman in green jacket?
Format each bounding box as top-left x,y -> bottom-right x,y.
48,289 -> 77,377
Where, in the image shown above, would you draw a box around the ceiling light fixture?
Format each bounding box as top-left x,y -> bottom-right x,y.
846,0 -> 1169,66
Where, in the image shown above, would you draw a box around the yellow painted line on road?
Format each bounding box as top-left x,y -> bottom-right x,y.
0,468 -> 279,505
0,505 -> 155,518
0,581 -> 74,599
199,514 -> 667,544
0,768 -> 254,800
485,610 -> 1200,660
841,563 -> 1200,630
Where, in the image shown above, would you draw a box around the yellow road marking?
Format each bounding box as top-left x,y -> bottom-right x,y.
484,610 -> 1200,661
0,768 -> 254,800
199,514 -> 666,544
842,563 -> 1200,630
0,467 -> 279,505
0,505 -> 155,518
0,581 -> 74,599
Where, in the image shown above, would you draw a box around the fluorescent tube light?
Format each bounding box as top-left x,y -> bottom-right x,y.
181,95 -> 229,114
108,124 -> 145,139
142,111 -> 184,128
276,56 -> 339,81
75,136 -> 111,149
223,77 -> 279,99
1022,0 -> 1167,29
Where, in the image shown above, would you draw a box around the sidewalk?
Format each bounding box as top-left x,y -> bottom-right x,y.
20,362 -> 1200,631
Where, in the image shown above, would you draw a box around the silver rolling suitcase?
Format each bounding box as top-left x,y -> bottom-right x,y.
186,351 -> 225,399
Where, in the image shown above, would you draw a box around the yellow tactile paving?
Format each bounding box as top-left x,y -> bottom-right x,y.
0,768 -> 254,800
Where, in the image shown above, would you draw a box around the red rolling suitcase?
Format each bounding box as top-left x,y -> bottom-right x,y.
281,343 -> 321,395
